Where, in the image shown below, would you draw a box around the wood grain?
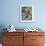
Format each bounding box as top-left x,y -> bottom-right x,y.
2,32 -> 45,46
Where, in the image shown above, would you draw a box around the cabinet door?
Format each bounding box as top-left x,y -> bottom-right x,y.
24,33 -> 32,46
3,33 -> 23,46
32,36 -> 45,46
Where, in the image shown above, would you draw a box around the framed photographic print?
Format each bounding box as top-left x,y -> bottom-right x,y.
20,5 -> 34,22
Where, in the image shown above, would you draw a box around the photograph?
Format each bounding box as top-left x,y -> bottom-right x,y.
20,5 -> 34,22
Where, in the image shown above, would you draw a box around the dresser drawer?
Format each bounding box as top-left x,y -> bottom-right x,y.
32,44 -> 44,46
3,32 -> 23,36
32,36 -> 45,44
24,32 -> 44,36
3,44 -> 15,46
3,35 -> 23,44
3,43 -> 23,46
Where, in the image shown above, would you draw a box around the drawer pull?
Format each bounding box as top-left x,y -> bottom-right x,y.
9,38 -> 14,40
32,39 -> 36,40
9,38 -> 12,40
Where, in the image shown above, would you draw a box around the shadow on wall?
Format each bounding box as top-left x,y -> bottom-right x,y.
0,24 -> 7,43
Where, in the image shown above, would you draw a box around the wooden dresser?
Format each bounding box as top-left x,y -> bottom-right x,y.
2,32 -> 45,46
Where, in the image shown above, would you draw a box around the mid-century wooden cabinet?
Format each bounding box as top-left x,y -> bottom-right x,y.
2,32 -> 45,46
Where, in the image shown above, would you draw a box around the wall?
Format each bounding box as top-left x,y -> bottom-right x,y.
0,0 -> 46,29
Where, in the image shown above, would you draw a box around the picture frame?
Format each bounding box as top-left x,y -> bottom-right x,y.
20,5 -> 34,22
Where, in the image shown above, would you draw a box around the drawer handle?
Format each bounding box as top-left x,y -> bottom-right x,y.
9,38 -> 12,40
9,38 -> 13,40
32,39 -> 36,40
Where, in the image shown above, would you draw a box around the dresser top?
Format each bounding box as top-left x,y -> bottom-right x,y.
15,29 -> 44,32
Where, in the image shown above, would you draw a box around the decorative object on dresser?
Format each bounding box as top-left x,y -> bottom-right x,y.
7,24 -> 16,32
2,30 -> 45,46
